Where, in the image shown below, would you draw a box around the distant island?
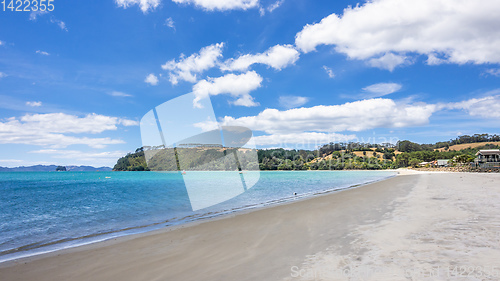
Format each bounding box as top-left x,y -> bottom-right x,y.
113,134 -> 500,171
0,165 -> 113,172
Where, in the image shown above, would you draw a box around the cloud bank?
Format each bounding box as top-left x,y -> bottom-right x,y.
296,0 -> 500,70
0,113 -> 138,148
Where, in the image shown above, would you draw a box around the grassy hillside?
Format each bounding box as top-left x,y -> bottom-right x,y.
437,142 -> 500,152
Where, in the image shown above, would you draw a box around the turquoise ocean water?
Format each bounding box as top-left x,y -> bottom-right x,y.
0,170 -> 396,262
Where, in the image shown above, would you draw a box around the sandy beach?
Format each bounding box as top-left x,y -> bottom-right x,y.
1,171 -> 500,280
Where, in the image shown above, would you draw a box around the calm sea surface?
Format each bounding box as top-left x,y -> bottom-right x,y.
0,170 -> 396,262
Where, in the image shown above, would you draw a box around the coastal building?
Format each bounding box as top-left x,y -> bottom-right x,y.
425,159 -> 449,167
436,159 -> 450,167
475,149 -> 500,169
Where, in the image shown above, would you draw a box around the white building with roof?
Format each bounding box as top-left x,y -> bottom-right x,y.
475,149 -> 500,169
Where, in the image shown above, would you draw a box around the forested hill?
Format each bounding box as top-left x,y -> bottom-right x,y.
113,148 -> 150,171
113,133 -> 500,171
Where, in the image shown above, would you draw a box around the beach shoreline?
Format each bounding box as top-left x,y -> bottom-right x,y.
2,171 -> 499,280
0,170 -> 397,265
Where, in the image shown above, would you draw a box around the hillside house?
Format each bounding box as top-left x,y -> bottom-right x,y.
476,149 -> 500,162
436,159 -> 450,167
475,149 -> 500,169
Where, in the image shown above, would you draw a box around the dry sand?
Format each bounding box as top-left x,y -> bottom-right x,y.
1,172 -> 500,280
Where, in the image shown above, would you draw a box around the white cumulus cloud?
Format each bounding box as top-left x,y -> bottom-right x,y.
191,71 -> 263,107
17,113 -> 137,133
144,73 -> 159,85
296,0 -> 500,68
447,94 -> 500,119
222,44 -> 299,72
115,0 -> 161,13
219,98 -> 438,134
193,98 -> 438,146
162,43 -> 224,85
0,72 -> 6,78
195,93 -> 500,146
0,113 -> 138,148
172,0 -> 259,11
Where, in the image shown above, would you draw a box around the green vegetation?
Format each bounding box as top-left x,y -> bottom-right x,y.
113,134 -> 500,171
113,148 -> 150,171
393,143 -> 499,168
55,166 -> 67,171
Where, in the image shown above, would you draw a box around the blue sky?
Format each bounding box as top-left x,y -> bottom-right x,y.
1,0 -> 500,167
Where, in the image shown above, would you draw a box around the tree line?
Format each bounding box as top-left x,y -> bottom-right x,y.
113,134 -> 500,171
